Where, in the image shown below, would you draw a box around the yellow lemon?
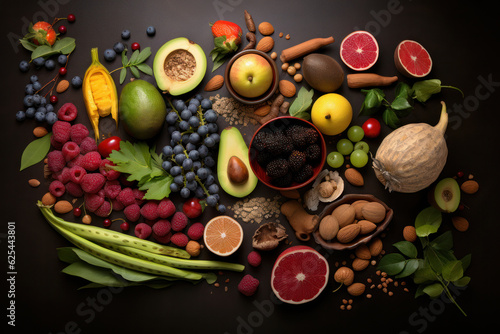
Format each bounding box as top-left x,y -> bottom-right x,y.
311,93 -> 352,136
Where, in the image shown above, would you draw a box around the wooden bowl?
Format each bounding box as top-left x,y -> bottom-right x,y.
313,194 -> 393,250
248,116 -> 326,190
224,49 -> 279,105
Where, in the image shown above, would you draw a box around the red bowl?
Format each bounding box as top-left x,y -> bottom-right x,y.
248,116 -> 326,190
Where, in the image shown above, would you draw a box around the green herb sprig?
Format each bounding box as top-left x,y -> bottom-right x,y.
378,206 -> 471,316
360,79 -> 463,128
288,87 -> 314,120
110,47 -> 153,84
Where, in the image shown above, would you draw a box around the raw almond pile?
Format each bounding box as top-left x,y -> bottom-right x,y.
318,200 -> 387,243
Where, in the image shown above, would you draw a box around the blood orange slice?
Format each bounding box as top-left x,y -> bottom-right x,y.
271,245 -> 329,304
203,216 -> 243,256
394,40 -> 432,78
340,31 -> 379,71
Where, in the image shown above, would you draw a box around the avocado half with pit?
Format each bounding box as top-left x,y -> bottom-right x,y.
217,127 -> 258,198
153,37 -> 207,96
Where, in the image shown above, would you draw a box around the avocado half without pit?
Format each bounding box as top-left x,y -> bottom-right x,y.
217,127 -> 258,198
153,37 -> 207,96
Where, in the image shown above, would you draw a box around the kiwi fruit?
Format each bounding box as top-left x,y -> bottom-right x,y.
302,54 -> 344,92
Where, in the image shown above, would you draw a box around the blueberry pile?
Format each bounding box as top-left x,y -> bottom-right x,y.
161,95 -> 225,212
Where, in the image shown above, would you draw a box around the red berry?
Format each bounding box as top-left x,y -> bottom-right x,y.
50,95 -> 58,104
131,42 -> 140,51
59,67 -> 67,76
103,218 -> 112,227
58,25 -> 67,34
120,221 -> 130,231
457,171 -> 464,178
73,207 -> 82,217
67,14 -> 76,22
182,198 -> 203,219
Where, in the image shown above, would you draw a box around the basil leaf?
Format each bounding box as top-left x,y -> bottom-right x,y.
382,108 -> 400,129
412,79 -> 442,103
20,133 -> 52,171
415,206 -> 442,237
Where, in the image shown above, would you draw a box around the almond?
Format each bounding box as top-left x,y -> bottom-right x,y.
204,75 -> 224,91
254,105 -> 271,116
41,192 -> 57,206
347,282 -> 366,296
345,168 -> 364,186
278,80 -> 296,97
452,216 -> 469,232
336,224 -> 360,243
331,204 -> 356,228
258,22 -> 274,35
460,180 -> 479,194
361,202 -> 386,224
56,79 -> 70,93
368,237 -> 383,257
357,220 -> 377,234
318,215 -> 339,240
33,126 -> 49,138
354,244 -> 372,260
256,36 -> 274,53
352,257 -> 370,271
352,200 -> 368,220
54,200 -> 73,214
333,267 -> 354,286
403,225 -> 417,242
28,178 -> 40,187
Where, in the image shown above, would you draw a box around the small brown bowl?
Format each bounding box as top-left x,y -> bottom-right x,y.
248,116 -> 326,191
313,194 -> 393,251
224,49 -> 279,105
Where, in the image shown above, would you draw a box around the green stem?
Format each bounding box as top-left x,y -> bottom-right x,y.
435,275 -> 467,316
441,85 -> 464,98
109,66 -> 124,75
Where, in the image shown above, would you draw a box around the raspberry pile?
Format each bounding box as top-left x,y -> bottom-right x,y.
44,104 -> 205,253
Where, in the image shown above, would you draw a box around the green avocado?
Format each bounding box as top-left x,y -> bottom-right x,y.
153,37 -> 207,96
217,127 -> 258,198
432,177 -> 461,213
119,79 -> 167,140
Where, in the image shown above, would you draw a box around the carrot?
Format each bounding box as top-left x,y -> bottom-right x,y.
279,37 -> 335,63
346,73 -> 398,88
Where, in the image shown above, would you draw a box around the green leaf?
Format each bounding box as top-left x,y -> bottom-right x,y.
393,241 -> 418,258
430,230 -> 453,251
360,88 -> 384,115
121,50 -> 128,67
136,63 -> 153,75
412,79 -> 442,103
395,82 -> 413,99
391,95 -> 412,111
460,254 -> 472,272
128,49 -> 140,65
294,111 -> 311,121
382,108 -> 400,129
413,259 -> 437,284
31,37 -> 76,59
377,253 -> 406,275
453,276 -> 471,287
396,259 -> 420,278
19,38 -> 38,52
422,282 -> 444,298
424,247 -> 451,274
289,87 -> 314,117
20,133 -> 52,171
136,47 -> 152,64
130,65 -> 140,78
415,206 -> 442,237
442,260 -> 464,282
119,68 -> 127,84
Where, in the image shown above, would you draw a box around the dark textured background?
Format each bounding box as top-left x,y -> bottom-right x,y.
2,0 -> 499,333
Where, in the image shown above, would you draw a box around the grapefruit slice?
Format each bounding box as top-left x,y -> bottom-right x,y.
340,31 -> 379,71
271,245 -> 329,304
394,40 -> 432,78
203,216 -> 243,256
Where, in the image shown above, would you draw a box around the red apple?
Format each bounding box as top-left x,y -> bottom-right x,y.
229,54 -> 273,98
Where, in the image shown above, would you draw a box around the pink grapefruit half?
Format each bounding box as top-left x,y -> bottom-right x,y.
340,31 -> 379,71
271,245 -> 329,304
394,40 -> 433,78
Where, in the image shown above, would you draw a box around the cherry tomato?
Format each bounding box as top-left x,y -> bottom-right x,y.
182,198 -> 203,219
362,118 -> 381,138
98,136 -> 122,157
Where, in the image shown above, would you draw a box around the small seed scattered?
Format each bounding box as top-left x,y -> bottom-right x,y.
270,51 -> 277,60
285,34 -> 290,40
293,74 -> 303,82
279,32 -> 283,38
293,63 -> 301,70
281,62 -> 289,71
287,66 -> 296,76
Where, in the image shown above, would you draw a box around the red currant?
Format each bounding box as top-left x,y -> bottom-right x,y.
49,95 -> 58,104
58,25 -> 67,34
120,221 -> 130,231
103,218 -> 112,227
131,42 -> 140,51
73,207 -> 82,217
457,171 -> 464,178
59,67 -> 67,76
67,14 -> 76,22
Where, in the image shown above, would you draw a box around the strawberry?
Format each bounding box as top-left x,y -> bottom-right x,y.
31,21 -> 57,46
209,20 -> 243,72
